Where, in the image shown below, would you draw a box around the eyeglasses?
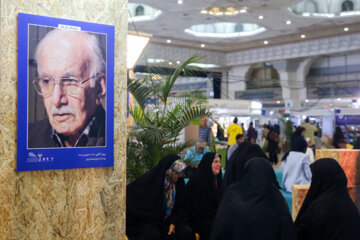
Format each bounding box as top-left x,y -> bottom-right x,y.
33,74 -> 98,97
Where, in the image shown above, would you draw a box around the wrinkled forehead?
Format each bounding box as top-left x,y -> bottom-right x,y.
37,31 -> 93,74
39,30 -> 92,50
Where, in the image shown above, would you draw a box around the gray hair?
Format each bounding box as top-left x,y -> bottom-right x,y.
196,140 -> 207,148
34,29 -> 105,87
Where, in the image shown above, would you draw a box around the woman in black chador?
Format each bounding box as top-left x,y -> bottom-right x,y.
295,158 -> 360,240
210,158 -> 297,240
223,141 -> 268,188
186,152 -> 224,240
332,126 -> 345,148
267,128 -> 279,164
126,154 -> 195,240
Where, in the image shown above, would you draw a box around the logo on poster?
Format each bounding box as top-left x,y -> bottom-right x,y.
27,152 -> 38,162
27,152 -> 54,163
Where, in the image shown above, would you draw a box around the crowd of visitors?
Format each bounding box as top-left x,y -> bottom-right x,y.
126,149 -> 360,240
126,116 -> 360,240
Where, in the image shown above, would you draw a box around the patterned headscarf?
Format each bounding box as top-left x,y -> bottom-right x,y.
163,160 -> 186,219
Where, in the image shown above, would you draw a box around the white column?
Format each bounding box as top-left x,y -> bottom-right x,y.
274,58 -> 314,111
227,65 -> 251,99
221,70 -> 229,99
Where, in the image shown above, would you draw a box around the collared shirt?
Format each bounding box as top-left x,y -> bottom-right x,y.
199,127 -> 211,146
51,116 -> 96,147
184,146 -> 210,166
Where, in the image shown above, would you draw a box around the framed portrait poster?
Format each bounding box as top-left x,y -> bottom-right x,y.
17,13 -> 115,171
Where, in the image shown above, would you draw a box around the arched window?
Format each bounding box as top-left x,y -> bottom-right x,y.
342,0 -> 354,12
304,0 -> 318,13
247,63 -> 280,90
135,5 -> 144,16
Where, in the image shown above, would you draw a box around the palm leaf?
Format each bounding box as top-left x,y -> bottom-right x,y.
132,125 -> 173,144
127,55 -> 213,180
162,56 -> 202,105
166,105 -> 211,134
128,104 -> 156,127
163,141 -> 195,156
128,78 -> 152,110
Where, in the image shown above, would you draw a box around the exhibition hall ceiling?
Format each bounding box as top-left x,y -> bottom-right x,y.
128,0 -> 360,51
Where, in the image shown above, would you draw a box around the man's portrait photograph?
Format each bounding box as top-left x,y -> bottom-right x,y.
28,25 -> 107,148
17,13 -> 114,171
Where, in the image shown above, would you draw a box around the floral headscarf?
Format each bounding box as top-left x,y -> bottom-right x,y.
163,160 -> 186,219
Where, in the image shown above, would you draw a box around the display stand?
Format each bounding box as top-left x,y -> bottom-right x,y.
316,149 -> 360,187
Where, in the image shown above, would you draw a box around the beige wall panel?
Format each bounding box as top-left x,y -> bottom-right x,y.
292,185 -> 359,221
0,1 -> 127,239
185,123 -> 199,143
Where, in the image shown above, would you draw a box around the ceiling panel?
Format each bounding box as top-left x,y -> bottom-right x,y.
128,0 -> 360,51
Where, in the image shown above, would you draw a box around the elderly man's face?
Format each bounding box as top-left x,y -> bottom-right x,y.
37,33 -> 103,137
196,146 -> 205,153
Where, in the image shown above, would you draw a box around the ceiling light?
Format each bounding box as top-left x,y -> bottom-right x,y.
166,39 -> 171,43
344,27 -> 349,32
201,6 -> 247,16
176,60 -> 181,64
301,34 -> 306,39
169,62 -> 173,65
264,40 -> 268,45
188,63 -> 220,68
305,99 -> 309,103
147,58 -> 165,63
258,15 -> 264,20
201,44 -> 205,48
286,20 -> 291,25
302,12 -> 310,17
185,23 -> 266,38
177,0 -> 183,4
276,101 -> 281,104
239,8 -> 247,13
337,98 -> 342,101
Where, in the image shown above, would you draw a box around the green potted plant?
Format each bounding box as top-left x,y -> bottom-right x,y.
127,56 -> 212,182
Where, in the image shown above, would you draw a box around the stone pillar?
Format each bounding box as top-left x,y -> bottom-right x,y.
221,70 -> 229,99
274,59 -> 313,111
0,1 -> 127,239
227,65 -> 251,99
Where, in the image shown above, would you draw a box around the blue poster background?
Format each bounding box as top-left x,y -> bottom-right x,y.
17,13 -> 115,171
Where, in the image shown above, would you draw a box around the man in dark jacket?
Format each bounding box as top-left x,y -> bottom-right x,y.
247,122 -> 257,144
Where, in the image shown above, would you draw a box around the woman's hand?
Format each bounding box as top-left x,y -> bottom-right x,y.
168,224 -> 175,235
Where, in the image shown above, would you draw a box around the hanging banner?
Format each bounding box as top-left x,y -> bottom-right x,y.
17,13 -> 114,171
335,115 -> 360,126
